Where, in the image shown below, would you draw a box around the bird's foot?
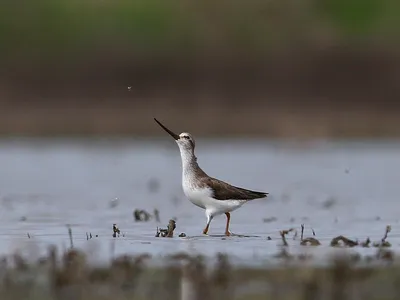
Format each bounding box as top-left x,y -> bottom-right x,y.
225,230 -> 232,237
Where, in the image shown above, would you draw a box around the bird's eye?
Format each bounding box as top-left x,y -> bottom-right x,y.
184,136 -> 190,139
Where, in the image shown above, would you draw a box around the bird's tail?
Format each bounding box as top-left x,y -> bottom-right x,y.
238,187 -> 268,200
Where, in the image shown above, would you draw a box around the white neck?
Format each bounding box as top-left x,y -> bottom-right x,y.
178,145 -> 198,177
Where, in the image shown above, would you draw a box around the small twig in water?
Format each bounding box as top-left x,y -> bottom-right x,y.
300,224 -> 321,246
155,227 -> 160,237
382,225 -> 391,242
280,228 -> 295,246
373,225 -> 392,247
67,225 -> 73,249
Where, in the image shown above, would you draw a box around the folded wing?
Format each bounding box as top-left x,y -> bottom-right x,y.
201,177 -> 268,201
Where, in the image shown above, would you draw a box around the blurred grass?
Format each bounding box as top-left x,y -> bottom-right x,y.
2,247 -> 400,300
1,0 -> 400,137
1,0 -> 400,63
0,0 -> 187,59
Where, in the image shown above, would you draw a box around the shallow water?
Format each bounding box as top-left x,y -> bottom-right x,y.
0,137 -> 400,266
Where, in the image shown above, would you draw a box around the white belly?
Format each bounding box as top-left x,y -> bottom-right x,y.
182,184 -> 246,217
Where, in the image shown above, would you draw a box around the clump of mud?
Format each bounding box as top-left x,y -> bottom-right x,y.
275,224 -> 394,263
155,219 -> 186,238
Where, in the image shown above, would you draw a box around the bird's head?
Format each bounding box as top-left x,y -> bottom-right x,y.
154,118 -> 195,151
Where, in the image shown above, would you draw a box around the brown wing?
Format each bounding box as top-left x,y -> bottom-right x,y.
200,176 -> 268,201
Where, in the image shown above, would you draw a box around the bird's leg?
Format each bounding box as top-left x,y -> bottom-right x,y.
202,224 -> 210,235
203,214 -> 213,235
225,212 -> 231,236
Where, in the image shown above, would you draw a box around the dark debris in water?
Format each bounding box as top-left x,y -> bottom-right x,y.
111,224 -> 125,238
301,238 -> 321,246
113,224 -> 120,238
300,224 -> 321,246
330,235 -> 358,247
273,223 -> 395,260
373,225 -> 392,248
263,217 -> 277,223
329,225 -> 392,248
156,219 -> 177,238
86,232 -> 99,240
133,208 -> 162,222
279,228 -> 296,246
133,209 -> 152,222
274,223 -> 397,264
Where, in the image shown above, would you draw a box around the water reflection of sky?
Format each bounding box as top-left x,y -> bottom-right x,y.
0,138 -> 399,265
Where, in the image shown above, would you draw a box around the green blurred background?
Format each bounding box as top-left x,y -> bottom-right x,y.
1,0 -> 400,138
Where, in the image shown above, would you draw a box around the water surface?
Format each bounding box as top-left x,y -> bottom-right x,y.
0,138 -> 399,266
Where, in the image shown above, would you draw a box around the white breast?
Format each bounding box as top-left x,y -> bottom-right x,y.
178,146 -> 246,217
182,176 -> 247,216
182,175 -> 211,209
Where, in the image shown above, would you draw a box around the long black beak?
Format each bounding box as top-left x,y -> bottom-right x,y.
154,118 -> 180,140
